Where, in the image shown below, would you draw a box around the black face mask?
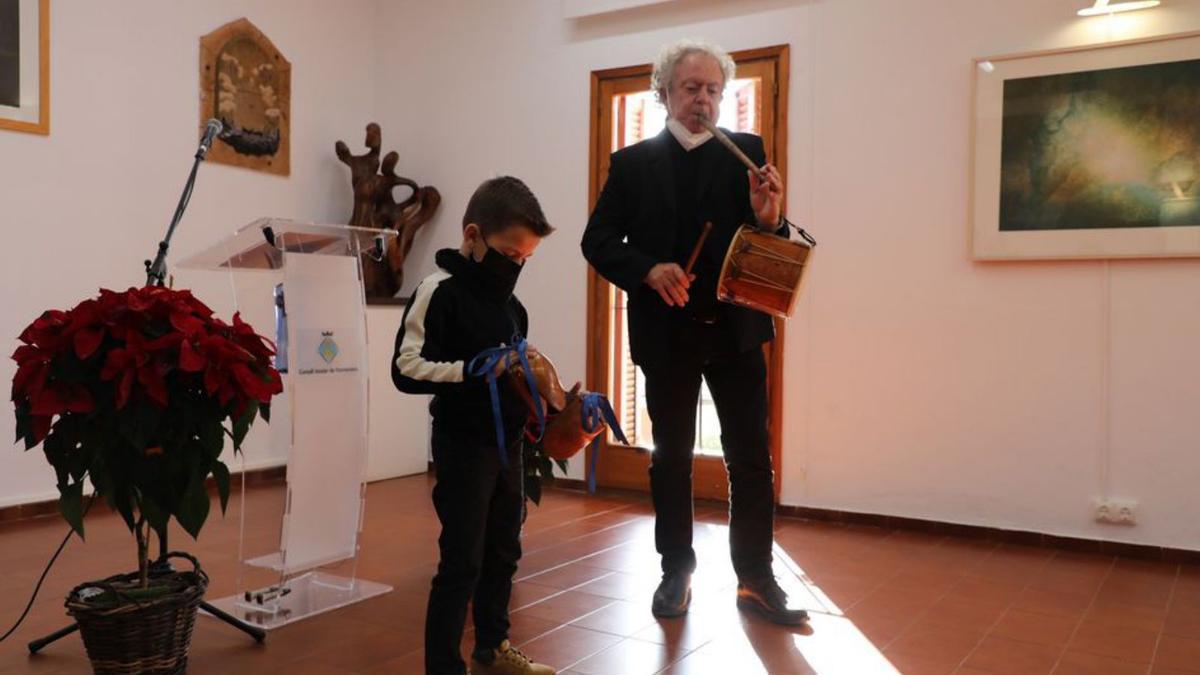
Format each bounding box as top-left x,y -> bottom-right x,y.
473,243 -> 524,295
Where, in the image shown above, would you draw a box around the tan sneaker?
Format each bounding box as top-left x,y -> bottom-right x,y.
470,640 -> 556,675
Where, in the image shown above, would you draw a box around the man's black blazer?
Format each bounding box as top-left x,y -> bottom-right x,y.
581,129 -> 787,366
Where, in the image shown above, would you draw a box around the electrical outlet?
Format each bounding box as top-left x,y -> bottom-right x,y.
1094,498 -> 1138,525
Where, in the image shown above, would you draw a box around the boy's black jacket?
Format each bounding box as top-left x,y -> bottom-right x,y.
392,248 -> 530,446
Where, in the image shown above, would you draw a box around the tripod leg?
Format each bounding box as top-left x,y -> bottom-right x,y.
201,602 -> 266,643
28,623 -> 79,654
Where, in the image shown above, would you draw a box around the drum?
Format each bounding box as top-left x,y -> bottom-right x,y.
506,350 -> 568,415
541,385 -> 604,461
717,225 -> 812,318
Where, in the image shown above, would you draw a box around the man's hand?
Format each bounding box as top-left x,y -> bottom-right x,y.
644,263 -> 695,307
749,163 -> 784,227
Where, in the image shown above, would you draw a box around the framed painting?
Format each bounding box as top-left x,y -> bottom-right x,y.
200,18 -> 291,176
0,0 -> 48,135
972,31 -> 1200,259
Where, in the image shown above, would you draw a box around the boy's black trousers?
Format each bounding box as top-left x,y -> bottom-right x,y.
425,429 -> 523,675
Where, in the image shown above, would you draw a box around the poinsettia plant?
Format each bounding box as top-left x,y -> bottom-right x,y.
11,286 -> 282,586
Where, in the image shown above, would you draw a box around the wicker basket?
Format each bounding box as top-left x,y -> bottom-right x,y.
65,552 -> 208,675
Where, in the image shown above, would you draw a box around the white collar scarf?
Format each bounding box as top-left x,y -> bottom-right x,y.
666,118 -> 713,151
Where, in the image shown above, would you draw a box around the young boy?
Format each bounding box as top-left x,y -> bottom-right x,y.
392,176 -> 556,675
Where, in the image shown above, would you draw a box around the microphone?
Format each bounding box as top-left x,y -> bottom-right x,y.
197,118 -> 223,159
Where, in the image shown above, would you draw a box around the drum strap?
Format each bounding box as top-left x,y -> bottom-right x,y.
467,335 -> 546,468
781,216 -> 817,246
580,392 -> 627,493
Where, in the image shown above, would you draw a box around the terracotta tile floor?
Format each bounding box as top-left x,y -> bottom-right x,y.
1,474 -> 1198,674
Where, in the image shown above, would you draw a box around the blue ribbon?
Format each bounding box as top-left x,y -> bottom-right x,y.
580,392 -> 626,493
467,335 -> 546,468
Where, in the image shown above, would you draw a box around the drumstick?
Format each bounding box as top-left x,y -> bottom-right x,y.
684,221 -> 713,276
696,115 -> 766,178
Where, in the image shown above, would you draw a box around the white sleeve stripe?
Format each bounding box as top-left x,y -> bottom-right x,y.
396,272 -> 465,384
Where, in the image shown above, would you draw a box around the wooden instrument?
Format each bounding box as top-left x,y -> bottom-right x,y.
697,115 -> 765,179
717,225 -> 811,318
540,385 -> 604,461
696,114 -> 815,319
684,221 -> 713,276
506,350 -> 568,415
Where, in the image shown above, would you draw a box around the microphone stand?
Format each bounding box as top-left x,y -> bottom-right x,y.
28,129 -> 268,656
144,139 -> 211,287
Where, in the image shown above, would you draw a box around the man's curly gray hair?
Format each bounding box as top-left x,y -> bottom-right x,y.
650,39 -> 736,105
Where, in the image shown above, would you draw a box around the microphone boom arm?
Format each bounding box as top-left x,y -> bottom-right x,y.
145,120 -> 221,287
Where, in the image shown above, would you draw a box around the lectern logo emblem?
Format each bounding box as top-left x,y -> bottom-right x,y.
317,331 -> 339,364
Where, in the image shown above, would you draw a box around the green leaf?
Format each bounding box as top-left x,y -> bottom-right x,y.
525,475 -> 541,506
42,432 -> 69,486
102,453 -> 138,533
231,405 -> 257,450
199,419 -> 223,462
139,494 -> 170,545
554,459 -> 568,475
175,472 -> 210,539
110,486 -> 137,532
66,440 -> 90,484
117,401 -> 158,452
212,461 -> 231,514
259,402 -> 271,424
59,482 -> 85,540
13,401 -> 39,449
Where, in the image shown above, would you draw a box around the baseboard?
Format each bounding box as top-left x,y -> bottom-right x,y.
543,482 -> 1200,565
772,504 -> 1200,565
0,465 -> 288,527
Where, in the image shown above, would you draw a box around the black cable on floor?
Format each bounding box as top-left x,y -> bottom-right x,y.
0,495 -> 95,644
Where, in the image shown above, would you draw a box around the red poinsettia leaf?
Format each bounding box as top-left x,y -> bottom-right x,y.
181,293 -> 214,318
19,310 -> 69,348
73,328 -> 104,360
179,339 -> 206,372
170,310 -> 206,336
30,386 -> 65,417
230,363 -> 264,399
63,384 -> 95,413
100,349 -> 129,381
11,344 -> 39,362
67,299 -> 101,331
126,288 -> 154,312
204,364 -> 222,396
30,415 -> 52,444
263,368 -> 283,397
11,360 -> 47,401
25,364 -> 50,402
115,369 -> 135,410
144,333 -> 183,352
138,364 -> 169,408
31,310 -> 69,333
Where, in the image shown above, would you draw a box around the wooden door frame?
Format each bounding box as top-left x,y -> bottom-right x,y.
585,44 -> 790,501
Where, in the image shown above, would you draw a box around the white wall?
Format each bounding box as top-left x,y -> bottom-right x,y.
373,0 -> 1200,550
0,0 -> 430,509
3,0 -> 1198,552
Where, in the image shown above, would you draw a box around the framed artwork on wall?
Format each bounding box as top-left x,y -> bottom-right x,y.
972,31 -> 1200,260
200,18 -> 291,176
0,0 -> 49,135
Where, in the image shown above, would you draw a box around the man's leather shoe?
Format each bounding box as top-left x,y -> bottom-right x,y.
651,572 -> 691,618
736,576 -> 809,625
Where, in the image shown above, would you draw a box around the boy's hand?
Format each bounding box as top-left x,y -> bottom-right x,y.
645,263 -> 695,307
492,352 -> 513,378
491,345 -> 539,378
